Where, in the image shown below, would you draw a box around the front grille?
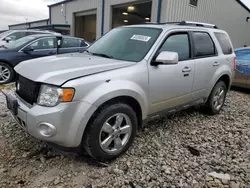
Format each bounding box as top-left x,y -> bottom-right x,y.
16,75 -> 41,105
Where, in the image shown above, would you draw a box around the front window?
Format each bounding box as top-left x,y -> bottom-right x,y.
29,38 -> 56,50
159,33 -> 190,61
87,27 -> 162,62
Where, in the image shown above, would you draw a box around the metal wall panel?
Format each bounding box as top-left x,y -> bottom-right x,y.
9,25 -> 28,30
50,0 -> 102,37
9,20 -> 49,30
104,0 -> 158,33
161,0 -> 250,48
50,0 -> 250,47
30,21 -> 48,27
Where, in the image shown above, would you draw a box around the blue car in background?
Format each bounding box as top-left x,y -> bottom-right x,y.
233,47 -> 250,88
0,34 -> 90,84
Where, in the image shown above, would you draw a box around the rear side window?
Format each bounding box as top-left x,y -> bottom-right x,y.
80,40 -> 88,47
215,32 -> 233,55
192,32 -> 216,57
62,38 -> 79,48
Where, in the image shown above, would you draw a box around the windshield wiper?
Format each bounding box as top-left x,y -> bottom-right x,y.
0,45 -> 8,49
92,53 -> 114,59
83,49 -> 92,54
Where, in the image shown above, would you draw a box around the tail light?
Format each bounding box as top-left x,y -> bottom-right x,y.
233,57 -> 237,71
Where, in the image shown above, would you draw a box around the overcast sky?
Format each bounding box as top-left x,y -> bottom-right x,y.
0,0 -> 250,30
0,0 -> 60,30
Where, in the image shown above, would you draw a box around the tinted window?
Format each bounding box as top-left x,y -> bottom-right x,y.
80,40 -> 88,47
215,33 -> 232,55
29,38 -> 55,50
62,38 -> 79,48
4,36 -> 36,49
193,32 -> 216,57
7,32 -> 25,41
190,0 -> 198,6
159,33 -> 190,61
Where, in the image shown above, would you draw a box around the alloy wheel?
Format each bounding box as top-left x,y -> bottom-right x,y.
213,86 -> 226,110
99,113 -> 132,155
0,65 -> 11,84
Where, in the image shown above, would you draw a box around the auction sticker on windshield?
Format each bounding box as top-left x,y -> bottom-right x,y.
130,35 -> 151,42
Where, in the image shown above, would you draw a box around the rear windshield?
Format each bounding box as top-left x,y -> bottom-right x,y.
214,32 -> 233,55
4,36 -> 36,49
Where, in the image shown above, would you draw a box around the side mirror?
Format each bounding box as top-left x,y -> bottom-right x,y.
4,37 -> 12,43
152,51 -> 179,66
22,46 -> 34,53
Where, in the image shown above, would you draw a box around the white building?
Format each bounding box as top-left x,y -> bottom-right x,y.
48,0 -> 250,47
9,19 -> 50,30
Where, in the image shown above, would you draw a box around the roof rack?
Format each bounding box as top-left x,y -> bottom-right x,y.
180,21 -> 218,29
159,21 -> 218,29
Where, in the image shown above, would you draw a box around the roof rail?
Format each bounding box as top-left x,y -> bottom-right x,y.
179,21 -> 218,29
159,21 -> 218,29
144,21 -> 218,29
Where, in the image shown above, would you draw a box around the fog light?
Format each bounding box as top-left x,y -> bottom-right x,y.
37,123 -> 56,137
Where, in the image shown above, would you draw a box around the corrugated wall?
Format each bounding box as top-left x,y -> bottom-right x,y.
50,0 -> 102,37
161,0 -> 250,48
104,0 -> 158,33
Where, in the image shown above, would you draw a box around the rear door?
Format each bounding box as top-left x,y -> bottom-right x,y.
21,37 -> 57,59
191,31 -> 221,101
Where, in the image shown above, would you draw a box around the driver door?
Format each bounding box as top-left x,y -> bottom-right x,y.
148,32 -> 195,114
20,37 -> 57,61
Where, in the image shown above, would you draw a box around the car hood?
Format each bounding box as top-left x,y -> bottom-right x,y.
0,41 -> 6,46
15,53 -> 136,85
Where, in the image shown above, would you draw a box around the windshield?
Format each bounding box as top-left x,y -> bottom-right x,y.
87,27 -> 162,62
0,30 -> 13,39
4,36 -> 36,49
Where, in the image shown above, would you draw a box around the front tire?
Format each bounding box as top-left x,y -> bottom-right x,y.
0,62 -> 14,85
82,102 -> 138,162
204,81 -> 227,115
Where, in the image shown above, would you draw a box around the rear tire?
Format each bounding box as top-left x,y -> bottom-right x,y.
203,81 -> 227,115
0,62 -> 14,85
82,102 -> 138,162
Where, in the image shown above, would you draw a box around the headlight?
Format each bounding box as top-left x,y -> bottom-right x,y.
37,85 -> 75,107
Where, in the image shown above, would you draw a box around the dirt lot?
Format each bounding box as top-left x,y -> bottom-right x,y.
0,88 -> 249,188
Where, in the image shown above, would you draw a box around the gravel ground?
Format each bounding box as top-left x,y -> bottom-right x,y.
0,87 -> 250,188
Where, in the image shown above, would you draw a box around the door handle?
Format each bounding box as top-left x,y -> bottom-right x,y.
213,62 -> 220,66
182,67 -> 191,73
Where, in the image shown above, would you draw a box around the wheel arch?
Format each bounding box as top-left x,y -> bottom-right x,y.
0,60 -> 13,67
89,95 -> 143,128
216,74 -> 231,90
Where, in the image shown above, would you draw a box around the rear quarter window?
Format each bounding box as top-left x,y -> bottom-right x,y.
192,32 -> 216,57
214,32 -> 233,55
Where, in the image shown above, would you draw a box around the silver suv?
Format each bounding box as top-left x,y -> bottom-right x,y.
4,21 -> 235,161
